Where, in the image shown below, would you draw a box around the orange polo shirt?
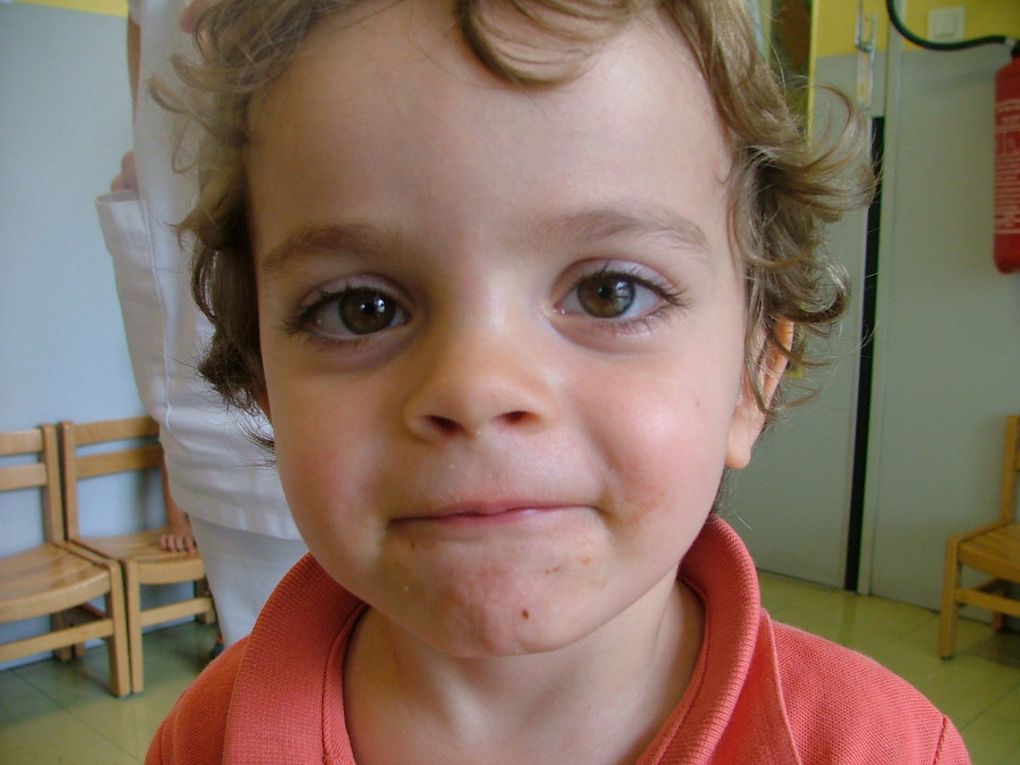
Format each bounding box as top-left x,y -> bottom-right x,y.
147,519 -> 969,764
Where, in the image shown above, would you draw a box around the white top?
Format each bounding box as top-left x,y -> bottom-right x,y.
96,0 -> 298,538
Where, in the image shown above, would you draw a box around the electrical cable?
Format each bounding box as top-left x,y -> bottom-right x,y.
885,0 -> 1018,56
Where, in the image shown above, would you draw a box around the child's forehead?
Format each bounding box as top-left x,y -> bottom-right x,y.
308,0 -> 659,56
278,0 -> 698,94
246,0 -> 737,276
256,0 -> 716,145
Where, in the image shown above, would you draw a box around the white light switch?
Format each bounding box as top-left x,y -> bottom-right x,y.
928,7 -> 966,43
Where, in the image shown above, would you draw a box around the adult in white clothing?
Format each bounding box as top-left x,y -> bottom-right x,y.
95,0 -> 306,647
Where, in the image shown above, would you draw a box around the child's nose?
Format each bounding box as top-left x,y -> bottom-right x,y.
401,320 -> 558,441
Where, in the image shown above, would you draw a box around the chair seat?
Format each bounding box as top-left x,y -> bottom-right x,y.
81,528 -> 205,583
0,543 -> 112,621
958,522 -> 1020,582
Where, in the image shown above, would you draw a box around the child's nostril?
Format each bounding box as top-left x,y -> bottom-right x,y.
429,415 -> 460,434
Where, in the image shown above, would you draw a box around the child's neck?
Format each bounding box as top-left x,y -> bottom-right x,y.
343,574 -> 704,765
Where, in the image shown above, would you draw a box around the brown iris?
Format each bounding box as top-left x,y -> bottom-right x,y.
334,288 -> 399,335
576,275 -> 636,318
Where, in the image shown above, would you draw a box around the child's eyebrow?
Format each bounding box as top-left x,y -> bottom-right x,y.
259,205 -> 713,275
539,206 -> 712,261
260,223 -> 396,275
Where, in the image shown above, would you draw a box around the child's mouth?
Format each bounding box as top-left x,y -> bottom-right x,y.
396,502 -> 576,527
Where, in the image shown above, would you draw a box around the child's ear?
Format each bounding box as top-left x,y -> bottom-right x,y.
725,319 -> 794,470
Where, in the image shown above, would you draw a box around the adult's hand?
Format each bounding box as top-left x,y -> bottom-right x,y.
160,457 -> 197,553
160,514 -> 198,554
110,150 -> 138,192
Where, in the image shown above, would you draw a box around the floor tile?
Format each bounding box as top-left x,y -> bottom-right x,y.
759,572 -> 843,616
12,642 -> 122,704
961,711 -> 1020,764
778,593 -> 935,654
980,683 -> 1020,722
70,693 -> 170,759
917,656 -> 1020,728
994,741 -> 1020,765
965,629 -> 1020,670
0,703 -> 133,762
0,668 -> 61,725
0,623 -> 215,764
868,622 -> 1020,719
4,735 -> 140,765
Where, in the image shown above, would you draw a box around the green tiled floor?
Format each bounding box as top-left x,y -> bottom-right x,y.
0,621 -> 216,764
1,576 -> 1018,763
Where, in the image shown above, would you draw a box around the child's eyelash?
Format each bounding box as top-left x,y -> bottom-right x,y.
575,264 -> 690,329
283,288 -> 338,336
282,282 -> 411,353
593,264 -> 688,308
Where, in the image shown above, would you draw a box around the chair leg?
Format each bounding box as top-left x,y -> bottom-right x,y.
104,564 -> 131,698
938,538 -> 961,659
196,578 -> 216,625
51,612 -> 73,662
123,561 -> 146,694
50,611 -> 88,660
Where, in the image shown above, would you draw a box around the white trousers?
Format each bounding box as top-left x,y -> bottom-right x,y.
189,517 -> 308,645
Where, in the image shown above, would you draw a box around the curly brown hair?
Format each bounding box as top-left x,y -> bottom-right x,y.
164,0 -> 874,424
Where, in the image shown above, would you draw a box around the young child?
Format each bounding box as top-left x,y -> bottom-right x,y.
147,0 -> 970,762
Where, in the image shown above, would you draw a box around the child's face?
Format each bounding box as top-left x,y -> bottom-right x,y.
248,1 -> 767,656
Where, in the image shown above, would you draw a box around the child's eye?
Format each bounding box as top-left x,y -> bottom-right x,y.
560,268 -> 681,321
297,286 -> 408,340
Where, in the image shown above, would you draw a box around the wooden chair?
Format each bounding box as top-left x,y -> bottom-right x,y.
0,425 -> 130,696
939,415 -> 1020,658
59,416 -> 215,693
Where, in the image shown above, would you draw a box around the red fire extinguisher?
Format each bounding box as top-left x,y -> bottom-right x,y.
885,2 -> 1020,273
995,51 -> 1020,273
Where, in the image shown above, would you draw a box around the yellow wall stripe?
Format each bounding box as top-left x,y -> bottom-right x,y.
15,0 -> 127,17
815,0 -> 1020,58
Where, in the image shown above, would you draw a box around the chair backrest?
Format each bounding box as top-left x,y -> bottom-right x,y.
59,417 -> 162,539
1002,415 -> 1019,523
0,425 -> 63,543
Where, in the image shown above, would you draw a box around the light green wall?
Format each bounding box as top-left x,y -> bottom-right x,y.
861,41 -> 1020,612
0,0 -> 155,664
738,10 -> 1020,613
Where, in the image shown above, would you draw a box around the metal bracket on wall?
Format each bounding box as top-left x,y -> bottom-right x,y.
855,0 -> 877,108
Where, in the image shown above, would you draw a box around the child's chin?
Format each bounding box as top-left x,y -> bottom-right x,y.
417,620 -> 585,659
396,597 -> 599,659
